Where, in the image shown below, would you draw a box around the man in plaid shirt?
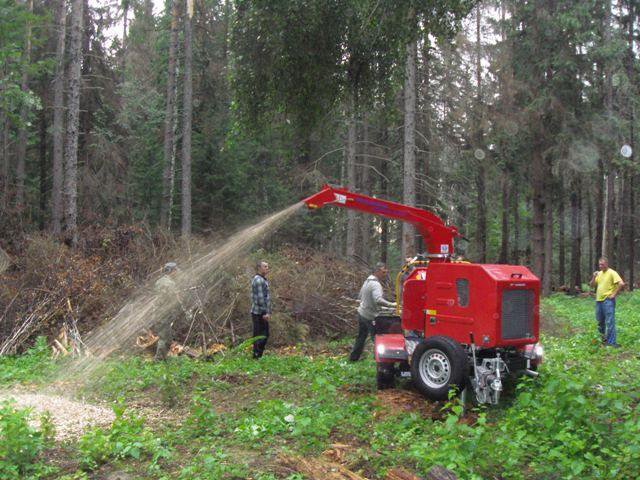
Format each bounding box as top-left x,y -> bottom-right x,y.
250,261 -> 271,358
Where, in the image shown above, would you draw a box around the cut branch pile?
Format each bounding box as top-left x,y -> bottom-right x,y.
1,233 -> 374,355
278,454 -> 368,480
0,227 -> 178,354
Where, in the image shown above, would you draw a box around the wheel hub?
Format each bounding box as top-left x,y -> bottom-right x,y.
419,349 -> 451,388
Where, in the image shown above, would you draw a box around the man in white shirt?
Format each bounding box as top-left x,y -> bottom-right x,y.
349,262 -> 397,361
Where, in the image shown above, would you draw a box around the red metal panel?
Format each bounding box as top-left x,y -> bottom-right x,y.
400,267 -> 428,331
374,333 -> 407,363
399,262 -> 539,349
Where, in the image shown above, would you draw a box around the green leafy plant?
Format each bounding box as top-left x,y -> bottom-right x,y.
182,393 -> 222,438
0,337 -> 58,386
177,448 -> 248,479
0,401 -> 55,479
77,400 -> 171,471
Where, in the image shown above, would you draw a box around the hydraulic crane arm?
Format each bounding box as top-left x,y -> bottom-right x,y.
303,185 -> 459,259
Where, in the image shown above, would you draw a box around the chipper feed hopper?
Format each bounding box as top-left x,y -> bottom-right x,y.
303,185 -> 543,404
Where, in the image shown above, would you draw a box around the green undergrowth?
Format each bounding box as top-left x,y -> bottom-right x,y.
0,294 -> 639,479
0,400 -> 56,479
0,337 -> 60,386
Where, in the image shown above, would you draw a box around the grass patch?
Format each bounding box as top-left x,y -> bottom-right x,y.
1,293 -> 639,479
0,337 -> 60,386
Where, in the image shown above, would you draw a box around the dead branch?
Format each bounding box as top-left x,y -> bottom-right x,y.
278,454 -> 368,480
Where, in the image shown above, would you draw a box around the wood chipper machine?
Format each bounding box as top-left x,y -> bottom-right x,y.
303,185 -> 543,404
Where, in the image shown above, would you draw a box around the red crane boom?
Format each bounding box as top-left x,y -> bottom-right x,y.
303,184 -> 460,258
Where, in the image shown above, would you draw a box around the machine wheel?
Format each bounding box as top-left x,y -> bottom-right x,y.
411,336 -> 468,401
376,363 -> 395,390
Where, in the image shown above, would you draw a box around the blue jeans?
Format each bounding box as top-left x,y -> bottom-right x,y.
595,298 -> 617,346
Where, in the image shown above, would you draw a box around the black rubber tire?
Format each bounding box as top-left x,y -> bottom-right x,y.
411,336 -> 469,401
376,363 -> 395,390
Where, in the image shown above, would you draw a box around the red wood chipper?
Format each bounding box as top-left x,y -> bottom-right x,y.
303,185 -> 543,405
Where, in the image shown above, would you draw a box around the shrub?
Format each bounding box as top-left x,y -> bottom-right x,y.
0,401 -> 55,479
77,400 -> 170,472
0,336 -> 57,385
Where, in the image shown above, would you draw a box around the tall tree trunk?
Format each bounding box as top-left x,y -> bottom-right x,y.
64,0 -> 84,247
587,195 -> 593,271
380,132 -> 389,265
625,0 -> 635,289
601,0 -> 615,262
618,174 -> 627,275
602,172 -> 614,261
595,159 -> 604,260
78,0 -> 93,208
0,113 -> 9,210
420,37 -> 433,213
38,94 -> 47,231
15,0 -> 34,211
542,185 -> 553,295
614,173 -> 622,268
512,185 -> 520,264
499,170 -> 509,263
345,94 -> 357,261
558,189 -> 566,286
346,92 -> 358,261
531,133 -> 545,281
359,112 -> 371,263
181,0 -> 193,238
51,0 -> 66,235
402,40 -> 417,260
160,0 -> 179,229
629,171 -> 635,290
570,178 -> 582,290
121,0 -> 129,83
474,6 -> 486,263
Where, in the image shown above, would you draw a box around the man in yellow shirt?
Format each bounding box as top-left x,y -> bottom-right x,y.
589,258 -> 624,347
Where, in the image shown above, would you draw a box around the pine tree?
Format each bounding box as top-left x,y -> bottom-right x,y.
63,0 -> 84,246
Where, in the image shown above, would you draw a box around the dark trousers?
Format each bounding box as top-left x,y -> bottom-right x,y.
154,319 -> 174,361
252,313 -> 269,358
349,314 -> 375,361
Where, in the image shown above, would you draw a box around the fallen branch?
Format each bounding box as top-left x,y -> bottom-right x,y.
0,297 -> 56,355
278,454 -> 368,480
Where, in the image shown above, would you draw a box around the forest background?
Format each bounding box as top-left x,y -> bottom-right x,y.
0,0 -> 639,345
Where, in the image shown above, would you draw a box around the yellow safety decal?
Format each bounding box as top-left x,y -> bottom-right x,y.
426,309 -> 437,315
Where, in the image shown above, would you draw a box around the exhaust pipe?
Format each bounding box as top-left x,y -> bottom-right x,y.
523,369 -> 539,378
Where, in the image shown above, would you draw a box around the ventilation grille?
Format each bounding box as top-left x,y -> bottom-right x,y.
501,290 -> 534,339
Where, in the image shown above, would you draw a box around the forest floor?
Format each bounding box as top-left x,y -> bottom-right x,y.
1,293 -> 640,480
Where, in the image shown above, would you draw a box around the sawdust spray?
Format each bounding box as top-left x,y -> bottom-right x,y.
55,202 -> 304,386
